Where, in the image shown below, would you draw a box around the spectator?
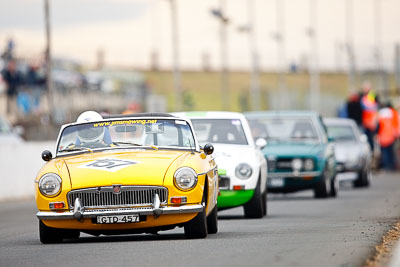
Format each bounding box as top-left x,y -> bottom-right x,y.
347,92 -> 363,126
25,64 -> 45,112
2,60 -> 23,115
360,89 -> 378,151
377,102 -> 398,170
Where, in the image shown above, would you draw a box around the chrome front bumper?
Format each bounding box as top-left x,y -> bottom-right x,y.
36,204 -> 204,220
37,194 -> 203,221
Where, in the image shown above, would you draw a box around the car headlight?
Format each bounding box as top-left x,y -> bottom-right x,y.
291,158 -> 303,171
304,159 -> 314,171
174,167 -> 198,191
38,173 -> 62,197
235,163 -> 253,179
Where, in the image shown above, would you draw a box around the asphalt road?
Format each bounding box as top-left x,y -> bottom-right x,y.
1,172 -> 400,267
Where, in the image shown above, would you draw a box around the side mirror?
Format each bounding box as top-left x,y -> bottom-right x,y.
255,138 -> 267,149
360,134 -> 368,143
203,143 -> 214,155
42,150 -> 53,162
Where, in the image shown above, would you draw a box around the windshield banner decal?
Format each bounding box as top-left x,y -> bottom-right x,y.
93,120 -> 157,127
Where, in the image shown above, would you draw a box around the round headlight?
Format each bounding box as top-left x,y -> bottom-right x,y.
235,163 -> 253,179
304,159 -> 314,171
291,158 -> 303,171
174,167 -> 198,191
39,173 -> 62,197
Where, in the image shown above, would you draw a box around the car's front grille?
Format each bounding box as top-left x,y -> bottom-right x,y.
267,158 -> 277,171
67,186 -> 168,209
219,176 -> 230,190
276,159 -> 293,171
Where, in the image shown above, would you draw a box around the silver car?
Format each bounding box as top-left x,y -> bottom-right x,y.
324,118 -> 371,187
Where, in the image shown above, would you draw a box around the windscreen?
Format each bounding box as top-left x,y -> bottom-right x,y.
248,117 -> 320,142
326,125 -> 357,142
57,119 -> 195,154
191,119 -> 248,145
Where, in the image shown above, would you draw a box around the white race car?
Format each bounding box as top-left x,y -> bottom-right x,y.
173,111 -> 268,218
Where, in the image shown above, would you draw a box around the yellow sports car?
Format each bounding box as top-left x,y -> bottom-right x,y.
35,111 -> 218,243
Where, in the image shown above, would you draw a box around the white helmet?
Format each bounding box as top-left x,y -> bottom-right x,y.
76,111 -> 105,144
76,111 -> 103,123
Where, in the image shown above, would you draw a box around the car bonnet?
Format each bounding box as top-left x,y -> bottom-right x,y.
333,141 -> 362,162
262,142 -> 324,158
63,149 -> 187,189
211,143 -> 257,170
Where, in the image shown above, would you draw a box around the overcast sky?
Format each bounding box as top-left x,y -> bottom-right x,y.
1,0 -> 400,71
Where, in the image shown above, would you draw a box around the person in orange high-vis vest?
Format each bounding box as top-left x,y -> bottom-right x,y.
391,106 -> 400,138
360,91 -> 378,151
389,104 -> 400,169
377,104 -> 397,170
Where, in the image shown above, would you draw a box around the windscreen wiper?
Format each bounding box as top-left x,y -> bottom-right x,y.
113,141 -> 159,150
112,141 -> 143,147
59,147 -> 93,153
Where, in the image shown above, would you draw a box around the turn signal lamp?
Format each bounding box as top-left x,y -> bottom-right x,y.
170,196 -> 187,204
233,185 -> 245,190
49,202 -> 65,210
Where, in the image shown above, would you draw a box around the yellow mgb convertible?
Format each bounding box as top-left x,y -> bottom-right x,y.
35,111 -> 218,243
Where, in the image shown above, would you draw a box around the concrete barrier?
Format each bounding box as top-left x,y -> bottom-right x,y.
0,141 -> 55,201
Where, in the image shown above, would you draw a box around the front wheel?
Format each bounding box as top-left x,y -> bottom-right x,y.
353,168 -> 371,188
207,206 -> 218,234
330,175 -> 338,198
262,191 -> 267,216
314,168 -> 331,199
243,178 -> 264,218
184,192 -> 208,239
184,207 -> 208,238
39,220 -> 64,244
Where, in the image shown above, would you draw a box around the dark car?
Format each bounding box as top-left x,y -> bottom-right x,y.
246,111 -> 337,198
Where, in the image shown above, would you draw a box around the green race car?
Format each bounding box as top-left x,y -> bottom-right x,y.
245,111 -> 337,198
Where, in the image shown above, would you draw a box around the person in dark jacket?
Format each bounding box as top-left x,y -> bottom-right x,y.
347,92 -> 363,126
2,60 -> 23,114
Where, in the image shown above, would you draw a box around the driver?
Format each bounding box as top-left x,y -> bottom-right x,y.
75,111 -> 112,146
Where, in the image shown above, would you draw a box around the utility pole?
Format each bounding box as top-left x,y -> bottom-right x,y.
169,0 -> 182,111
275,0 -> 287,109
395,44 -> 400,93
211,1 -> 230,110
44,0 -> 53,118
219,0 -> 229,111
345,0 -> 356,93
374,0 -> 384,95
247,0 -> 261,111
308,0 -> 320,112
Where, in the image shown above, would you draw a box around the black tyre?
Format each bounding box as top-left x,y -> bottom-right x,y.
314,168 -> 330,199
330,174 -> 338,198
206,206 -> 218,234
262,191 -> 267,216
184,192 -> 208,239
353,168 -> 371,188
39,220 -> 64,244
244,178 -> 264,218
